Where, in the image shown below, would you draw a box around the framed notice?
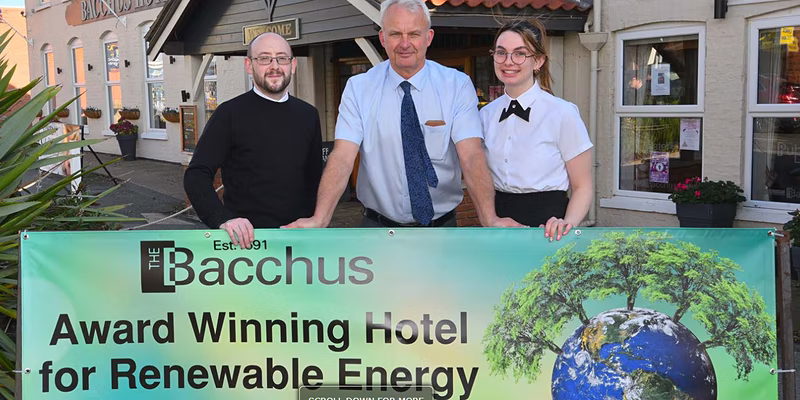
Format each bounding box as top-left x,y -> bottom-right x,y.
180,105 -> 197,152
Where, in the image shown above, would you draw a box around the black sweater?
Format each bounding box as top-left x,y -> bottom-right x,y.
184,91 -> 322,229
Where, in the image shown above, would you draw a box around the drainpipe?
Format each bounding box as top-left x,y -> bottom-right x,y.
579,0 -> 607,226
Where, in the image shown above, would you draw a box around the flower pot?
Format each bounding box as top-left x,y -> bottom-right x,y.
85,109 -> 102,119
119,110 -> 140,120
675,203 -> 737,228
115,133 -> 138,161
56,108 -> 70,118
162,112 -> 179,123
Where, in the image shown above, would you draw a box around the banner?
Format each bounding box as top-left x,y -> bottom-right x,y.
20,228 -> 777,399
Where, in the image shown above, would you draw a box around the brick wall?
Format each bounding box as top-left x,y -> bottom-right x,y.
456,189 -> 480,227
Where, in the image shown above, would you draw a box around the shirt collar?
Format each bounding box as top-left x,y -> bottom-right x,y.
504,81 -> 542,109
252,87 -> 289,103
387,61 -> 429,92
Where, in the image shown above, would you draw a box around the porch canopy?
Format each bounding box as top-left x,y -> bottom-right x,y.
145,0 -> 592,59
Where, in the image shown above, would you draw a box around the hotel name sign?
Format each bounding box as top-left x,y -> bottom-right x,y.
66,0 -> 166,26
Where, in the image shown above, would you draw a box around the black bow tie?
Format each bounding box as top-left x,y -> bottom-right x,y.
499,100 -> 531,122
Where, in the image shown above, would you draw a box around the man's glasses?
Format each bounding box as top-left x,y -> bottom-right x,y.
490,50 -> 535,65
250,55 -> 293,66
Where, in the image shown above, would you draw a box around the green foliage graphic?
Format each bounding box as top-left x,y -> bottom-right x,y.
483,230 -> 775,385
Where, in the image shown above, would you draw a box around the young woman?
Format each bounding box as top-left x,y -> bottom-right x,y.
480,20 -> 593,241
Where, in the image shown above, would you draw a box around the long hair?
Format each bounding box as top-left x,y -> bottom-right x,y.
493,19 -> 553,95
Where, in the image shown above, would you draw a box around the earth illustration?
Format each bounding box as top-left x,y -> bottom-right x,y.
551,308 -> 717,399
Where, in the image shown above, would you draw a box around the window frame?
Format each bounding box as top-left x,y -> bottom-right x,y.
204,57 -> 218,124
141,23 -> 167,139
102,36 -> 121,134
612,26 -> 707,201
70,41 -> 87,127
42,44 -> 56,114
743,15 -> 800,219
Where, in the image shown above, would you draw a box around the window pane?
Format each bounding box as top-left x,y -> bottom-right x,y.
622,35 -> 699,106
205,58 -> 217,77
108,84 -> 121,124
757,26 -> 800,104
148,82 -> 166,129
105,42 -> 120,82
72,47 -> 85,85
74,87 -> 87,125
204,80 -> 217,123
751,117 -> 800,203
45,52 -> 55,86
147,53 -> 163,80
619,117 -> 703,193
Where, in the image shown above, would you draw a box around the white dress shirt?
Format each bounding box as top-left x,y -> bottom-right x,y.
480,82 -> 592,193
335,60 -> 483,223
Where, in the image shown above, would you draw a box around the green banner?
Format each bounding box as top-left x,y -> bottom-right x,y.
20,228 -> 777,399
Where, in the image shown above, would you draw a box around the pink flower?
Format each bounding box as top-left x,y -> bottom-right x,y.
695,190 -> 701,197
685,178 -> 691,184
694,177 -> 702,182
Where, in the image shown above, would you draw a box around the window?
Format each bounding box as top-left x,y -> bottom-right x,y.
43,44 -> 56,113
204,57 -> 217,123
615,27 -> 705,197
103,35 -> 121,126
71,40 -> 87,126
142,23 -> 165,131
747,17 -> 800,207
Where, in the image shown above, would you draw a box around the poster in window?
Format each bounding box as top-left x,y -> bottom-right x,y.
649,151 -> 669,184
650,64 -> 670,96
780,27 -> 795,44
680,118 -> 701,151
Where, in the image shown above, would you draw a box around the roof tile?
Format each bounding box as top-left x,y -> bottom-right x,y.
427,0 -> 590,11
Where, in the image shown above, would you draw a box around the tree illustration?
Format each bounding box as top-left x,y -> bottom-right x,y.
585,231 -> 670,310
483,231 -> 776,384
692,280 -> 776,380
642,241 -> 738,323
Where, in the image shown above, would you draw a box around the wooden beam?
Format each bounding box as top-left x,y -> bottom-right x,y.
149,0 -> 191,61
355,37 -> 383,67
346,0 -> 380,26
776,233 -> 795,399
192,54 -> 214,102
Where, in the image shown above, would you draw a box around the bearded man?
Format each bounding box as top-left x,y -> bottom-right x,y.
184,32 -> 322,247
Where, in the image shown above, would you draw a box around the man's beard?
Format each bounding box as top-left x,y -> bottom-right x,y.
254,69 -> 292,95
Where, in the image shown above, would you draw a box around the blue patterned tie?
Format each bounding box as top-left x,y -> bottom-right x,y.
400,81 -> 438,225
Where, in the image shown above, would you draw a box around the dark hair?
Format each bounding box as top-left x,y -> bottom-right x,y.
493,19 -> 553,95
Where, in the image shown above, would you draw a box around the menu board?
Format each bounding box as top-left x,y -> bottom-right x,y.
180,105 -> 197,152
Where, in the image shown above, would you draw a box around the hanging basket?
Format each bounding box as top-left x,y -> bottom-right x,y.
84,109 -> 102,119
119,110 -> 140,120
162,112 -> 180,123
56,108 -> 70,118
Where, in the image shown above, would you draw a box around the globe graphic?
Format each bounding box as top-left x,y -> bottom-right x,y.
551,308 -> 717,399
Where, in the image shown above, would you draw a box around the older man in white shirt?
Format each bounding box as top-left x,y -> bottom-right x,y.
284,0 -> 522,228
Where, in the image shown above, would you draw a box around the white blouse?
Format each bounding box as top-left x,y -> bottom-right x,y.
480,82 -> 592,193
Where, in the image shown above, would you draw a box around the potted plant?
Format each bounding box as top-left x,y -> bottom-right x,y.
118,106 -> 140,120
56,108 -> 69,118
110,118 -> 139,161
162,107 -> 180,123
783,210 -> 800,279
84,106 -> 102,119
669,177 -> 746,227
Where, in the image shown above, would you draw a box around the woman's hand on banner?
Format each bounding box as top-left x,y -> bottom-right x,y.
541,217 -> 573,241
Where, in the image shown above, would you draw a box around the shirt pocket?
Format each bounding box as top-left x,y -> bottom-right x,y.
423,124 -> 451,161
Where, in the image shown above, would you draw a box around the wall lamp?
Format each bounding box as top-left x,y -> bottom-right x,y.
56,67 -> 62,74
87,64 -> 93,71
181,90 -> 190,102
714,0 -> 727,19
169,56 -> 176,64
124,60 -> 130,68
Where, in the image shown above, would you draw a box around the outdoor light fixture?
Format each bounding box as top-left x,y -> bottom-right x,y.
56,67 -> 61,74
124,60 -> 130,68
181,90 -> 190,102
169,56 -> 176,64
714,0 -> 727,19
87,64 -> 93,71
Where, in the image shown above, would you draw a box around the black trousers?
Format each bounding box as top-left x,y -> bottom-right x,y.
495,190 -> 569,227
